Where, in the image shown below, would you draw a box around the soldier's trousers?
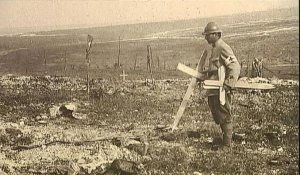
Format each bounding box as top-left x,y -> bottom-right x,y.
207,93 -> 232,125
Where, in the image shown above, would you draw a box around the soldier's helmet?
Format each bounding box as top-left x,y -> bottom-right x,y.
202,22 -> 222,35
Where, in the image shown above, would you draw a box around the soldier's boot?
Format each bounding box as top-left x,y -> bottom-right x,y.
220,123 -> 233,152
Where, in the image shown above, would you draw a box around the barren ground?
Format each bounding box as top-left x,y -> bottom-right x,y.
0,75 -> 298,174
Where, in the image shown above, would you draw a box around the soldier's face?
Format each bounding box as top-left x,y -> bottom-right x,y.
205,33 -> 218,44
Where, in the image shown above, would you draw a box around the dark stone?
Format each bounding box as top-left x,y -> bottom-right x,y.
59,105 -> 73,118
5,128 -> 22,137
187,131 -> 201,138
125,144 -> 145,156
264,132 -> 280,142
160,133 -> 176,142
111,138 -> 123,147
105,159 -> 139,175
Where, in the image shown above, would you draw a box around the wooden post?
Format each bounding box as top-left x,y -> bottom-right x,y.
86,34 -> 93,95
43,48 -> 46,75
164,60 -> 166,70
134,56 -> 137,70
157,56 -> 160,70
146,45 -> 151,71
150,46 -> 153,69
258,58 -> 263,77
64,50 -> 67,76
25,50 -> 28,75
43,48 -> 46,66
147,45 -> 153,81
117,36 -> 121,68
246,53 -> 250,77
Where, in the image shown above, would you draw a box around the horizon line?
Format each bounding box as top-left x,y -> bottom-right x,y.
0,6 -> 298,35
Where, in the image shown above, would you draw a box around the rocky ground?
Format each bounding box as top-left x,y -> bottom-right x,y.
0,74 -> 299,175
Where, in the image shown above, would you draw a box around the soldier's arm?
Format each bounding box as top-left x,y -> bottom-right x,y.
220,49 -> 241,88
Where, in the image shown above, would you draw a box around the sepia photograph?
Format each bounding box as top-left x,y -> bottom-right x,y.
0,0 -> 299,174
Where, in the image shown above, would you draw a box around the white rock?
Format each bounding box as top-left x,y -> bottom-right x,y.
41,115 -> 48,119
64,103 -> 77,111
77,158 -> 86,164
206,137 -> 213,143
49,106 -> 60,118
9,123 -> 19,128
250,124 -> 261,130
258,147 -> 264,151
73,113 -> 87,120
277,147 -> 284,152
38,120 -> 48,124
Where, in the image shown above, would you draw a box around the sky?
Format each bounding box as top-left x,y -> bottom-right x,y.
0,0 -> 298,30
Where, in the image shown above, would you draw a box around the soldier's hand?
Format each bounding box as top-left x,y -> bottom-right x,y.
223,83 -> 231,92
211,57 -> 221,68
224,76 -> 238,91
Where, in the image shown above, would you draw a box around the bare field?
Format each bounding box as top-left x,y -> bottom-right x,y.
0,8 -> 299,175
0,75 -> 298,174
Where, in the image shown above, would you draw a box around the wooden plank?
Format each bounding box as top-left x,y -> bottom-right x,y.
178,64 -> 276,90
177,63 -> 207,80
203,85 -> 219,89
235,81 -> 275,90
218,66 -> 226,105
171,50 -> 208,132
203,80 -> 223,86
203,80 -> 275,90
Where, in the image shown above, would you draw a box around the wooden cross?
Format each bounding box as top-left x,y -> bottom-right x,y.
171,49 -> 208,132
178,64 -> 275,90
120,70 -> 128,81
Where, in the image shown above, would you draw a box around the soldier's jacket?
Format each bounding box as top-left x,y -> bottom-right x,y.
207,38 -> 241,96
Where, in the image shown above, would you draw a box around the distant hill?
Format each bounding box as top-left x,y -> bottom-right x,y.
0,7 -> 298,79
0,7 -> 298,52
30,7 -> 298,42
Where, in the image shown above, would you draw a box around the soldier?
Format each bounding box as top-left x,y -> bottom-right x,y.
202,22 -> 241,150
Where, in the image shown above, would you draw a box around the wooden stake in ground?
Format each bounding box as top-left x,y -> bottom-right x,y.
42,48 -> 47,75
146,45 -> 152,70
117,36 -> 121,68
245,52 -> 250,77
146,45 -> 154,82
43,48 -> 46,66
157,56 -> 160,70
86,34 -> 93,94
134,54 -> 137,70
171,49 -> 208,132
64,50 -> 67,76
